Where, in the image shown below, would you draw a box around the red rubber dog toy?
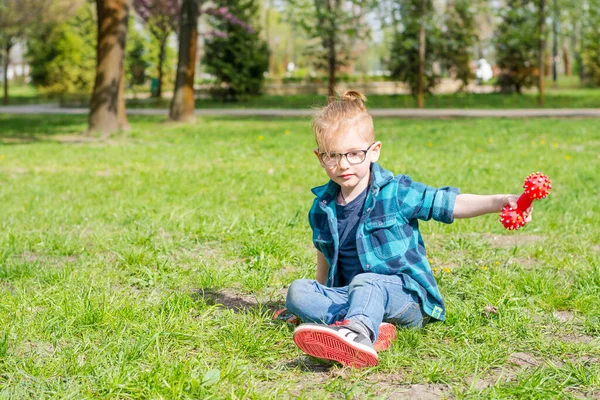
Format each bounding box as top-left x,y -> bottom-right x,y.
500,172 -> 551,230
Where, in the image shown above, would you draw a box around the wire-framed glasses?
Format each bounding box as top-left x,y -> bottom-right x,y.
318,142 -> 376,167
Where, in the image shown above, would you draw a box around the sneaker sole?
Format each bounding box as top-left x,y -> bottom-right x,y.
293,325 -> 378,368
373,322 -> 397,352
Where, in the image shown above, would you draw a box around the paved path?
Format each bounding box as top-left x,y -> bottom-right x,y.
1,103 -> 599,118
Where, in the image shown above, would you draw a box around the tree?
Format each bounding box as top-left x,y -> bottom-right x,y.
441,0 -> 477,91
133,0 -> 179,98
389,0 -> 441,101
581,0 -> 600,86
494,0 -> 540,94
27,3 -> 96,97
125,22 -> 151,89
203,1 -> 269,102
0,0 -> 55,104
168,1 -> 257,121
287,0 -> 371,100
88,0 -> 131,136
538,0 -> 546,105
169,0 -> 198,121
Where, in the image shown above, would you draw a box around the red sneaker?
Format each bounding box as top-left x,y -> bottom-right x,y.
293,321 -> 378,368
273,308 -> 300,326
373,322 -> 397,352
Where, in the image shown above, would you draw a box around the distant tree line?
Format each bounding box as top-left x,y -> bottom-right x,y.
1,0 -> 599,133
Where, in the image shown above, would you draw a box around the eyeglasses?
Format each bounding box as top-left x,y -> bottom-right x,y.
318,142 -> 376,167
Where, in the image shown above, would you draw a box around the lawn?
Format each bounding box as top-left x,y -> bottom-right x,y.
0,114 -> 599,398
5,82 -> 600,109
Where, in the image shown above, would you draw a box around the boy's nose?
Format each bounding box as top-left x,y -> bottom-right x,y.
338,156 -> 351,168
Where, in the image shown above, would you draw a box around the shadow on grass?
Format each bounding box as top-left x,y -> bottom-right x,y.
193,288 -> 285,314
0,114 -> 89,144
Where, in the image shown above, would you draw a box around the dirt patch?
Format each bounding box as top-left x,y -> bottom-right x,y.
15,341 -> 56,358
558,334 -> 597,344
509,352 -> 541,368
95,169 -> 112,177
466,376 -> 494,390
564,387 -> 600,399
553,310 -> 575,323
566,355 -> 600,365
17,251 -> 78,265
195,287 -> 285,313
484,234 -> 544,248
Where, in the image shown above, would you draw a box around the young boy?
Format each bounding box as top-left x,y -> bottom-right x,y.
285,90 -> 531,368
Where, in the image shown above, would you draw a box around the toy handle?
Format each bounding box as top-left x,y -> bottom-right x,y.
516,193 -> 533,212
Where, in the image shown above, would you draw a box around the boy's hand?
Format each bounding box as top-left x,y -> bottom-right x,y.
505,195 -> 533,223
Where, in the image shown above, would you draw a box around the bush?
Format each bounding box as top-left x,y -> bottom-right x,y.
204,0 -> 269,101
27,3 -> 96,96
493,1 -> 540,94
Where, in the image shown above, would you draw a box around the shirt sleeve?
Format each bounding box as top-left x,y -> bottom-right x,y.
396,175 -> 460,223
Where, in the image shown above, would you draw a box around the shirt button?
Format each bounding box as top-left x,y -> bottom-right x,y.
365,264 -> 370,269
321,200 -> 327,205
366,208 -> 371,212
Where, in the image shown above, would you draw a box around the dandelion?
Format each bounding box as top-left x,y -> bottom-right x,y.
258,136 -> 264,141
495,261 -> 500,265
284,130 -> 291,135
540,139 -> 546,145
442,267 -> 451,273
531,141 -> 537,147
427,142 -> 433,147
476,148 -> 483,153
481,266 -> 488,271
432,267 -> 440,273
488,138 -> 494,143
0,155 -> 4,161
565,155 -> 571,160
521,152 -> 527,156
553,143 -> 559,148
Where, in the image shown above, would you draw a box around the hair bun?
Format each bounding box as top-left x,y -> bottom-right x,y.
341,90 -> 367,102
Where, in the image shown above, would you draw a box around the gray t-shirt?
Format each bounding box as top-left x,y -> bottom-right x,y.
334,188 -> 368,287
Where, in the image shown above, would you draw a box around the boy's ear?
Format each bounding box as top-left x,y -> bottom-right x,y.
369,141 -> 382,163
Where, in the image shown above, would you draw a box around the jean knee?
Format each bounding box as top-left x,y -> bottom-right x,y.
285,279 -> 314,314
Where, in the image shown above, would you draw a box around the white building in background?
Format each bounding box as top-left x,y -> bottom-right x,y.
0,42 -> 30,82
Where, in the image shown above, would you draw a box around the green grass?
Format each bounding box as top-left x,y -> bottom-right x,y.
0,114 -> 599,398
5,82 -> 600,109
126,90 -> 600,110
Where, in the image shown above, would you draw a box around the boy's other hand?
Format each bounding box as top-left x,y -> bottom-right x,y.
505,195 -> 533,223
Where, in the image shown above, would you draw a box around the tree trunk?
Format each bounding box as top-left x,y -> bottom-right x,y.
88,0 -> 130,136
417,0 -> 426,109
327,36 -> 336,100
326,0 -> 336,101
552,0 -> 558,84
169,0 -> 198,123
563,44 -> 571,76
118,65 -> 130,130
538,0 -> 545,106
156,37 -> 166,98
3,43 -> 12,105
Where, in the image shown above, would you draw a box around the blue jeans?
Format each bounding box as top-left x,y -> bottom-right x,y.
286,273 -> 429,340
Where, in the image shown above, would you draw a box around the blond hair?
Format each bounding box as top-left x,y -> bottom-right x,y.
311,90 -> 374,152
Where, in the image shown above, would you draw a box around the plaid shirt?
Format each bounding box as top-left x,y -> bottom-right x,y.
308,163 -> 459,321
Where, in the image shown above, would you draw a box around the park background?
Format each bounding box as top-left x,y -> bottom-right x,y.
1,0 -> 599,398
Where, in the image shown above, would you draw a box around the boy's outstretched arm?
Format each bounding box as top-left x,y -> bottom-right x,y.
453,194 -> 531,219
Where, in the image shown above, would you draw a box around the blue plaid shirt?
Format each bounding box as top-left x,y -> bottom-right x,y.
308,163 -> 459,321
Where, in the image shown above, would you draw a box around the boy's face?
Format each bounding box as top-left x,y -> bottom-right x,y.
314,130 -> 381,192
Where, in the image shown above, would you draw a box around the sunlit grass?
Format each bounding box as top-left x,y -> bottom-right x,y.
0,114 -> 598,398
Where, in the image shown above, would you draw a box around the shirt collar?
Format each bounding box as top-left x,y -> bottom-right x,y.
310,162 -> 394,202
